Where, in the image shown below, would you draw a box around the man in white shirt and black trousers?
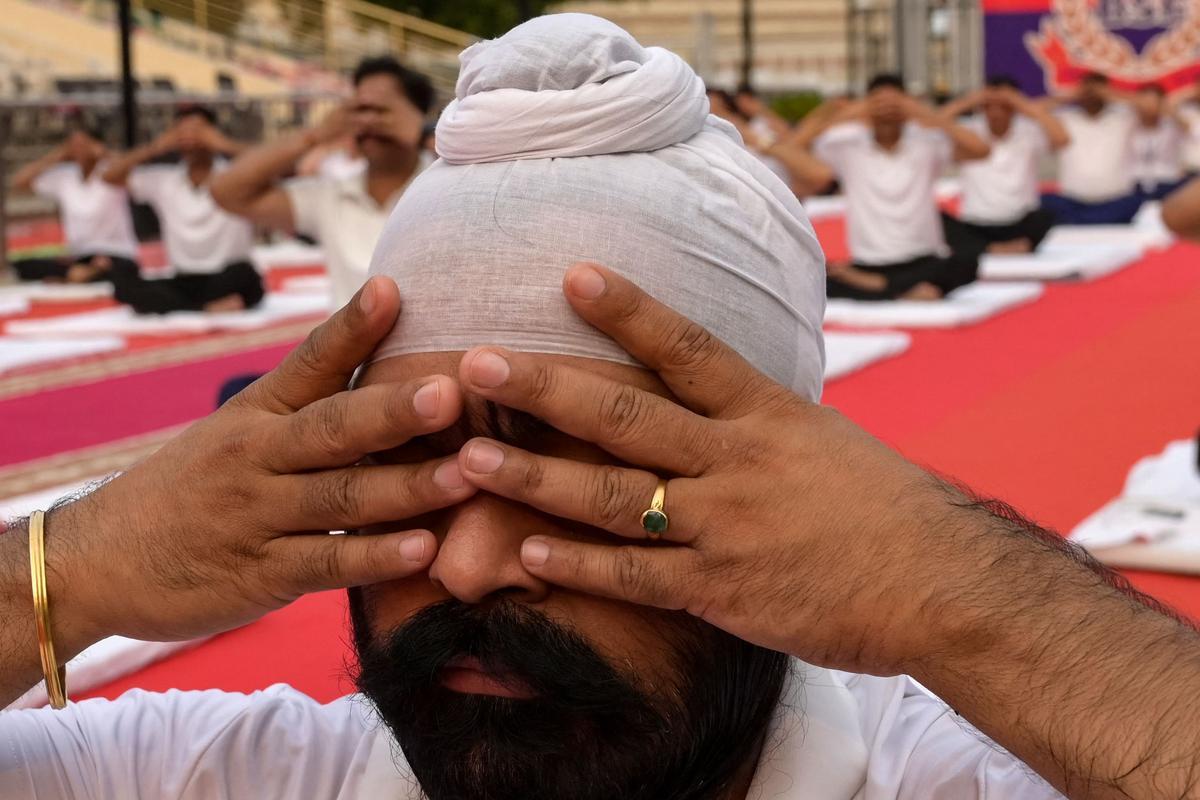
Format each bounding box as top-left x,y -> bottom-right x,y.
101,106 -> 262,315
8,119 -> 140,285
938,76 -> 1070,256
1042,73 -> 1144,226
799,74 -> 992,301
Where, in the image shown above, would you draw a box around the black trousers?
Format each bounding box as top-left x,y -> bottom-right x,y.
12,252 -> 137,283
827,252 -> 979,301
110,260 -> 265,315
940,209 -> 1057,257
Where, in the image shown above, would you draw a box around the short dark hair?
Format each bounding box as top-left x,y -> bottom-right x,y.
1138,82 -> 1166,97
175,104 -> 217,125
986,74 -> 1019,90
867,73 -> 905,93
1081,72 -> 1109,86
353,56 -> 435,114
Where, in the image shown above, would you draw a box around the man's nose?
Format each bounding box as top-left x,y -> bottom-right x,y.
428,494 -> 551,605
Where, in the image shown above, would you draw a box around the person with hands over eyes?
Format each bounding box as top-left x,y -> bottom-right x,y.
800,73 -> 991,301
211,56 -> 434,308
101,105 -> 261,314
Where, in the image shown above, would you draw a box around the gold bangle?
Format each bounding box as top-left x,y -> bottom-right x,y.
28,511 -> 68,709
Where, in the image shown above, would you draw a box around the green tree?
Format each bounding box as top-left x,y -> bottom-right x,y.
372,0 -> 552,38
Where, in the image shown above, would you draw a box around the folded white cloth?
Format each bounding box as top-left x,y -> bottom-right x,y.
0,336 -> 124,374
823,331 -> 910,380
0,295 -> 31,317
251,241 -> 327,270
370,14 -> 827,400
0,283 -> 114,303
981,243 -> 1143,282
823,282 -> 1043,329
1071,439 -> 1200,574
5,292 -> 330,337
1042,223 -> 1171,253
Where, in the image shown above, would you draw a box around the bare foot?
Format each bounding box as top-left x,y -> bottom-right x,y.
900,282 -> 943,301
828,263 -> 888,292
203,294 -> 247,313
986,238 -> 1033,255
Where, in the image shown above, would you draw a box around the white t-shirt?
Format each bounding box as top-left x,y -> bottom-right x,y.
1131,118 -> 1185,190
1055,104 -> 1138,202
0,664 -> 1062,799
285,169 -> 418,308
814,122 -> 952,265
1177,104 -> 1200,171
32,162 -> 139,259
958,115 -> 1049,225
127,161 -> 255,274
317,150 -> 366,181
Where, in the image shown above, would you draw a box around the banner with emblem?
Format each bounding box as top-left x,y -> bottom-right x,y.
984,0 -> 1200,94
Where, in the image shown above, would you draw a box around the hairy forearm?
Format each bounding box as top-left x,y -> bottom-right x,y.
0,511 -> 103,709
914,495 -> 1200,799
11,151 -> 61,194
102,143 -> 161,186
210,132 -> 308,215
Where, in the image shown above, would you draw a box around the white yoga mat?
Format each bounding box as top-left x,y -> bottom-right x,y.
7,636 -> 209,710
0,282 -> 115,303
0,336 -> 125,374
279,274 -> 333,295
0,294 -> 31,317
1042,222 -> 1172,253
5,291 -> 331,338
823,331 -> 911,380
980,242 -> 1144,282
252,240 -> 327,270
824,282 -> 1044,329
1070,439 -> 1200,574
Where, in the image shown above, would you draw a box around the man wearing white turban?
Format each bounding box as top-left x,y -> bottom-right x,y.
0,15 -> 1102,800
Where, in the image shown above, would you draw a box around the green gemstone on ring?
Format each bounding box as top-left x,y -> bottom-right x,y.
641,509 -> 669,535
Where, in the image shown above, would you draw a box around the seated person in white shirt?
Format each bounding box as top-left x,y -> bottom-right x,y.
212,57 -> 431,309
1042,73 -> 1144,225
939,75 -> 1069,255
101,107 -> 262,314
799,74 -> 992,301
8,119 -> 139,284
1131,83 -> 1190,201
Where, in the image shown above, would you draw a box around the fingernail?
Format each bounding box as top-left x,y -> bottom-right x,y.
433,460 -> 464,489
568,266 -> 607,300
465,441 -> 505,473
413,380 -> 440,418
522,538 -> 550,567
469,351 -> 510,388
400,534 -> 426,562
358,280 -> 377,315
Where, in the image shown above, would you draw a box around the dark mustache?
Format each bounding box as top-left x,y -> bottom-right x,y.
357,599 -> 653,715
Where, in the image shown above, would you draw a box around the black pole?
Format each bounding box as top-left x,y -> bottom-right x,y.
118,0 -> 137,147
740,0 -> 753,89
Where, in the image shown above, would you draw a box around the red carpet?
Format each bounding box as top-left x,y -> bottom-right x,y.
62,238 -> 1200,706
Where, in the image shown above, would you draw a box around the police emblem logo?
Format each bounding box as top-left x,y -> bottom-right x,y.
1026,0 -> 1200,88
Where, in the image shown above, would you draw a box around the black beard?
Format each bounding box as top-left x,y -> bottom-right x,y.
350,596 -> 789,800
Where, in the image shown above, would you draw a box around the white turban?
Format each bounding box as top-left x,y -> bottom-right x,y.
369,13 -> 827,400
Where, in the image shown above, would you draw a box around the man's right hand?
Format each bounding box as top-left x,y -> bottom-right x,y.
305,103 -> 355,149
45,277 -> 473,650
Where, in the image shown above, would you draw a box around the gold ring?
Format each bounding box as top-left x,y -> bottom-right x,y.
639,478 -> 669,539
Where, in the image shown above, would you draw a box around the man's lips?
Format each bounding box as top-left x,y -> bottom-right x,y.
439,656 -> 537,699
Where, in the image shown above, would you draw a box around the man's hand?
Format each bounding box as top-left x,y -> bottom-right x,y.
150,126 -> 182,158
452,263 -> 975,676
305,103 -> 355,149
45,277 -> 475,648
451,263 -> 1200,799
